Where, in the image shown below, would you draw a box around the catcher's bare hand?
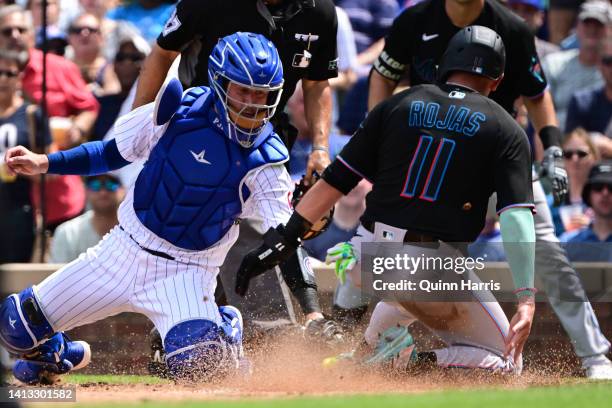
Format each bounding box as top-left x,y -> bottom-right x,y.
5,146 -> 49,176
305,149 -> 330,186
504,297 -> 535,365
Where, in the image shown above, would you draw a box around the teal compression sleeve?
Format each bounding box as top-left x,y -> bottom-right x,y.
499,207 -> 536,297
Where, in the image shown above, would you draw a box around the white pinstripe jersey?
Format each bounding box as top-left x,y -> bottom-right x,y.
108,103 -> 294,267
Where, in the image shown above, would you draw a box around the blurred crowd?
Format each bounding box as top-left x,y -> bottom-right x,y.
0,0 -> 610,265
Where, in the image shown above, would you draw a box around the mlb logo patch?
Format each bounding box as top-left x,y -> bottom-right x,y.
382,230 -> 395,240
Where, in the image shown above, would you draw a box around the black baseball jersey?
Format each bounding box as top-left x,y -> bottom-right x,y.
322,84 -> 534,242
157,0 -> 338,113
374,0 -> 547,115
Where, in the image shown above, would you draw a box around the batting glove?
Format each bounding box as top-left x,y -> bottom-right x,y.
325,242 -> 357,284
235,225 -> 299,296
540,146 -> 568,206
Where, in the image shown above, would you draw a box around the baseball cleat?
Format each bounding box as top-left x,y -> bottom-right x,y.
147,327 -> 170,378
363,325 -> 417,370
13,333 -> 91,385
585,362 -> 612,380
322,326 -> 417,371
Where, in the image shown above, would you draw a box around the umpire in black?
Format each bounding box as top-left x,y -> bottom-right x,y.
134,0 -> 337,178
134,0 -> 343,362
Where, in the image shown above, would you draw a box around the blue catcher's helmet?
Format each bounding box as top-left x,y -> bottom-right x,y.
208,32 -> 284,148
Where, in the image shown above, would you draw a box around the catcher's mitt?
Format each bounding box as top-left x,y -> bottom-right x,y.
291,173 -> 334,240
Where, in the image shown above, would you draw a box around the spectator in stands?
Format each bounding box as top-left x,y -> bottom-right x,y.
336,0 -> 399,135
75,0 -> 140,61
79,0 -> 116,37
0,49 -> 51,263
561,161 -> 612,261
508,0 -> 560,59
547,0 -> 584,46
67,13 -> 119,95
0,5 -> 99,232
92,31 -> 149,140
35,25 -> 69,56
49,174 -> 123,263
542,0 -> 609,129
106,0 -> 176,43
566,39 -> 612,152
553,128 -> 600,235
336,0 -> 399,75
27,0 -> 62,34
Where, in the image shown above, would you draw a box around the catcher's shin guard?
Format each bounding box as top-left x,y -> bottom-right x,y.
164,306 -> 246,381
13,332 -> 91,385
0,287 -> 54,355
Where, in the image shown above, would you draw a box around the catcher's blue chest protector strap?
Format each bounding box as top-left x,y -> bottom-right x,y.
133,86 -> 289,251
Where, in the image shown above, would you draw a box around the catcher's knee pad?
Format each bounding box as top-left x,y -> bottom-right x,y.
0,287 -> 54,355
164,306 -> 243,380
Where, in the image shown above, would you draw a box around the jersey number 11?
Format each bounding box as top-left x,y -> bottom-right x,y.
401,135 -> 456,202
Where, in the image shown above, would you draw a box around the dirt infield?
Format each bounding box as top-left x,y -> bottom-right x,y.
60,334 -> 577,404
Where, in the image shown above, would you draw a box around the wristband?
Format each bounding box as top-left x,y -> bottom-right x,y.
513,287 -> 538,298
283,211 -> 313,243
311,146 -> 329,154
539,126 -> 562,149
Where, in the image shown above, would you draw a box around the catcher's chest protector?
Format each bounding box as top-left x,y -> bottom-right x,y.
133,87 -> 288,250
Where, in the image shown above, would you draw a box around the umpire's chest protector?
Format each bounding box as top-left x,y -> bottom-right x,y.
133,87 -> 288,251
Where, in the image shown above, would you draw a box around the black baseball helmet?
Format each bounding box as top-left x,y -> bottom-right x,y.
437,25 -> 506,83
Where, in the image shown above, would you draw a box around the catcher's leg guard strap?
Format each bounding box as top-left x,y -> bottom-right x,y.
280,247 -> 321,314
0,287 -> 54,354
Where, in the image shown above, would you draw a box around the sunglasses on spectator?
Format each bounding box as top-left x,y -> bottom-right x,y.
86,178 -> 120,192
602,56 -> 612,66
563,150 -> 589,159
68,26 -> 100,35
115,52 -> 144,63
0,26 -> 28,37
591,183 -> 612,193
0,69 -> 19,78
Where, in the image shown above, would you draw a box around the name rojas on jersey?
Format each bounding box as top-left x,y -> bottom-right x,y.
409,99 -> 487,137
125,87 -> 288,252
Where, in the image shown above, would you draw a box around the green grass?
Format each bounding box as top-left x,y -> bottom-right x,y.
59,378 -> 612,408
67,373 -> 171,385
